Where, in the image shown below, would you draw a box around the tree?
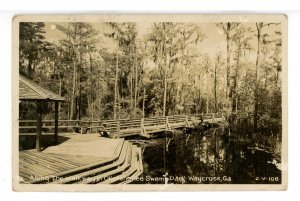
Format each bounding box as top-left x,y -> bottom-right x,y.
146,22 -> 204,116
19,22 -> 47,79
213,51 -> 225,113
231,25 -> 253,112
200,54 -> 212,114
216,23 -> 240,112
105,23 -> 139,119
253,22 -> 280,132
56,22 -> 97,120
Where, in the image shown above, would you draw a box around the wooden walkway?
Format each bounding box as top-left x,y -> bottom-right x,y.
19,113 -> 225,138
19,134 -> 143,184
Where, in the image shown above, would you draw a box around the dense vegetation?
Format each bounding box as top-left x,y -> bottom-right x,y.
19,22 -> 282,136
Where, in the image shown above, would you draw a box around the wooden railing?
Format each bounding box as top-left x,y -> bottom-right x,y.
19,113 -> 225,138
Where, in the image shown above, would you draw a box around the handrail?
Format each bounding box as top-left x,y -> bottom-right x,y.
19,113 -> 226,136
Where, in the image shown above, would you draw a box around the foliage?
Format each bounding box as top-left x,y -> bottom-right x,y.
19,21 -> 282,136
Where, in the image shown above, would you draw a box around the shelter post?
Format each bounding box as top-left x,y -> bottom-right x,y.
54,101 -> 59,145
36,101 -> 43,152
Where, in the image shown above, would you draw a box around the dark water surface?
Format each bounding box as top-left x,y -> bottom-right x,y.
136,127 -> 281,184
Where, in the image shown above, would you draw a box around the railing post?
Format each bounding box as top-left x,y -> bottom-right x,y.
88,120 -> 91,134
185,115 -> 190,127
36,101 -> 42,152
140,117 -> 150,138
54,101 -> 58,145
141,118 -> 144,136
166,116 -> 170,130
117,121 -> 120,138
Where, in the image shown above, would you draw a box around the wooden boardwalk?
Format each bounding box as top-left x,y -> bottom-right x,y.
19,113 -> 225,138
19,134 -> 143,184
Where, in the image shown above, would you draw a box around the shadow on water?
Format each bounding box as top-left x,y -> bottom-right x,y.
137,125 -> 281,184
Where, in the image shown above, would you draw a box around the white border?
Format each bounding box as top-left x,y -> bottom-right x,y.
1,1 -> 300,200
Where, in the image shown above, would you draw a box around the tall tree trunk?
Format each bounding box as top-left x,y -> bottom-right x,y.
226,23 -> 231,107
134,55 -> 138,118
77,51 -> 83,120
234,49 -> 241,113
70,55 -> 76,120
89,53 -> 93,120
206,73 -> 209,114
27,58 -> 33,79
130,53 -> 133,118
58,76 -> 62,115
78,84 -> 81,120
142,87 -> 146,118
214,63 -> 217,113
199,74 -> 202,113
113,50 -> 119,120
254,22 -> 263,133
27,38 -> 34,79
97,73 -> 102,119
163,51 -> 170,117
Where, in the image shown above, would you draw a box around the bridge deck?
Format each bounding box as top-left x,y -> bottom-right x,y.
19,114 -> 225,138
19,134 -> 122,182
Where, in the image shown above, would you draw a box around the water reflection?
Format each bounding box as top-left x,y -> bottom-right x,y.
139,127 -> 281,184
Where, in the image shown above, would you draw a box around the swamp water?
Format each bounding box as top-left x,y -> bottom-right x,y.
135,127 -> 281,184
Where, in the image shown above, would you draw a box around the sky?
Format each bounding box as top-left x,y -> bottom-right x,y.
43,22 -> 226,57
43,22 -> 281,64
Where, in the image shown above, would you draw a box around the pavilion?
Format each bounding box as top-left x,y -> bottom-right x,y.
19,75 -> 65,152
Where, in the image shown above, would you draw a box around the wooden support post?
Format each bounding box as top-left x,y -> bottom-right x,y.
140,118 -> 144,136
166,116 -> 170,130
117,121 -> 120,138
140,118 -> 150,138
186,134 -> 191,145
166,138 -> 171,152
142,88 -> 146,119
36,101 -> 43,152
80,120 -> 83,135
185,115 -> 190,127
163,140 -> 166,173
88,120 -> 91,134
54,101 -> 58,145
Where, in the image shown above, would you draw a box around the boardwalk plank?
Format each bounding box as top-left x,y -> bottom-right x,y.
52,141 -> 129,184
21,151 -> 77,170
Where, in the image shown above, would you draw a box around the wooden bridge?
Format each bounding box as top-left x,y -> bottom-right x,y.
18,76 -> 226,184
19,135 -> 143,184
18,114 -> 225,184
19,113 -> 225,139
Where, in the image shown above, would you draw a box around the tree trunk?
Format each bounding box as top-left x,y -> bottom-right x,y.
27,58 -> 33,79
226,24 -> 231,106
254,22 -> 262,133
27,38 -> 34,79
199,74 -> 202,113
113,50 -> 119,120
58,77 -> 62,115
234,49 -> 241,113
130,67 -> 133,118
98,73 -> 102,118
70,56 -> 76,120
134,55 -> 138,118
214,63 -> 217,113
163,51 -> 170,117
89,53 -> 93,120
77,51 -> 83,120
206,73 -> 209,114
78,82 -> 81,121
142,87 -> 146,118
